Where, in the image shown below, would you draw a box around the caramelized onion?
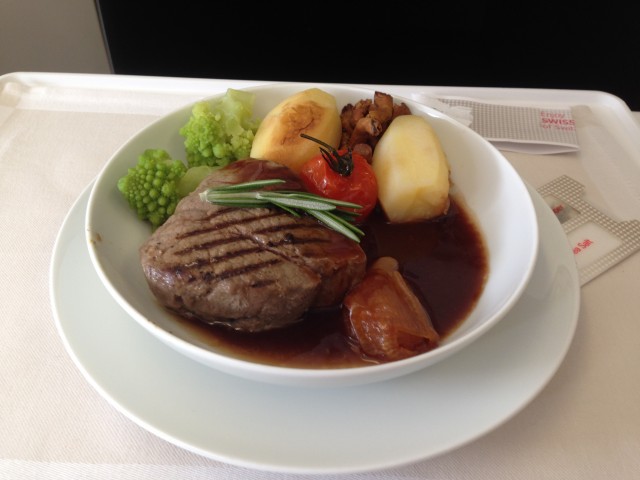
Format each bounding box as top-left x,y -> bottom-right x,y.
342,257 -> 440,362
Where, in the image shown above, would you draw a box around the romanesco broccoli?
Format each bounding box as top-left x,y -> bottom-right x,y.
117,149 -> 187,228
179,88 -> 261,168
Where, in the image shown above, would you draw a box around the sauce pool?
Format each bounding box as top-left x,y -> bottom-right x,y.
173,195 -> 489,368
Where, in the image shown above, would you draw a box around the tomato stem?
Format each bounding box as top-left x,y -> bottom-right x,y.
300,133 -> 353,177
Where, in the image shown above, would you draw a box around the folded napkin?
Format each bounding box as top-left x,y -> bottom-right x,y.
413,95 -> 580,154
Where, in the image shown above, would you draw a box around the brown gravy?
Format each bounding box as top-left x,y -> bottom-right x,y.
173,195 -> 489,368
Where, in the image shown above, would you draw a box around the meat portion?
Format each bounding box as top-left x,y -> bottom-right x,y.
139,159 -> 367,332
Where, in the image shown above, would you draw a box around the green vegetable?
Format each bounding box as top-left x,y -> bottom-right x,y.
117,89 -> 261,228
176,165 -> 216,198
118,149 -> 220,228
117,149 -> 187,228
179,88 -> 261,168
199,179 -> 365,242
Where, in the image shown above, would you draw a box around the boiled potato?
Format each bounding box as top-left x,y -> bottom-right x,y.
250,88 -> 341,174
371,115 -> 450,223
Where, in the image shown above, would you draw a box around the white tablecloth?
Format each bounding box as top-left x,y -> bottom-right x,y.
1,73 -> 639,479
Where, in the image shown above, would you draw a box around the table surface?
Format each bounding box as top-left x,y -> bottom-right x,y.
1,73 -> 639,480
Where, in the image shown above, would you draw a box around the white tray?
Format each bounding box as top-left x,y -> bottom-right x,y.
4,72 -> 640,478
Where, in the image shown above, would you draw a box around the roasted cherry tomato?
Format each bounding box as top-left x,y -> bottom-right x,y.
298,134 -> 378,222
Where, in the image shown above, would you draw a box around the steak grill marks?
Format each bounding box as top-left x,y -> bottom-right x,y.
139,159 -> 368,332
170,206 -> 332,286
174,207 -> 278,240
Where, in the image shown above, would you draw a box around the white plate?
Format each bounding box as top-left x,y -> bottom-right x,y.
50,182 -> 579,475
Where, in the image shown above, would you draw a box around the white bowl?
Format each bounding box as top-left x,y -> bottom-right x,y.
85,83 -> 538,388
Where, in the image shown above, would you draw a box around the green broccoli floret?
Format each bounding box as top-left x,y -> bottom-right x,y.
179,88 -> 261,168
117,149 -> 187,228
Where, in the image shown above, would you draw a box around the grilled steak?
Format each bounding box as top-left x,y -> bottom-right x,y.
139,159 -> 367,332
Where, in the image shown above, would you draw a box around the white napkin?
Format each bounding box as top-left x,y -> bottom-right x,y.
413,94 -> 580,154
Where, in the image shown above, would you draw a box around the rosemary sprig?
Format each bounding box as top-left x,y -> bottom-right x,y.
199,179 -> 365,242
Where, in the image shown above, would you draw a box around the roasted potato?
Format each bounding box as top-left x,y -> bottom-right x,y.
371,115 -> 450,223
250,88 -> 341,174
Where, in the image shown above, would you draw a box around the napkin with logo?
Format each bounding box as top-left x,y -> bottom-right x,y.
412,95 -> 580,154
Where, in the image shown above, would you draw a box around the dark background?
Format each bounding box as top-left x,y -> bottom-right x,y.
95,2 -> 639,110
